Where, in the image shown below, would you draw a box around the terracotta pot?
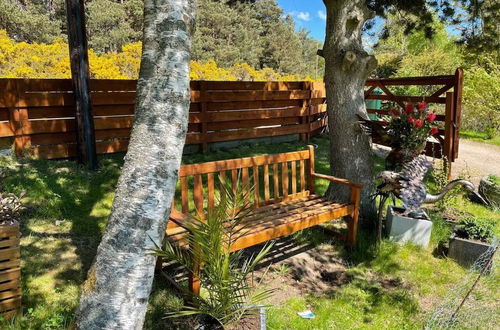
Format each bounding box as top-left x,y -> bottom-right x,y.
0,222 -> 21,318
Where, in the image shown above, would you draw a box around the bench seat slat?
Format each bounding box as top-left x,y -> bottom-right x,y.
166,194 -> 352,252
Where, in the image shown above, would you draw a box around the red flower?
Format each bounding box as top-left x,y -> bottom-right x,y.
427,113 -> 437,123
418,101 -> 427,111
390,108 -> 399,117
407,116 -> 415,125
415,119 -> 424,128
405,104 -> 414,114
430,127 -> 439,135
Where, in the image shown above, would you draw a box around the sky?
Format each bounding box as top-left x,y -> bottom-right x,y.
276,0 -> 328,42
277,1 -> 460,44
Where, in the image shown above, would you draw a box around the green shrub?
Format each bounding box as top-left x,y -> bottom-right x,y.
455,216 -> 495,242
488,175 -> 500,186
154,176 -> 273,328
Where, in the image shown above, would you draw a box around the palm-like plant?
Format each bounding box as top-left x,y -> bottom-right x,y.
154,175 -> 274,328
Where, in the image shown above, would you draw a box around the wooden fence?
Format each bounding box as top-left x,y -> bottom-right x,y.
0,69 -> 463,161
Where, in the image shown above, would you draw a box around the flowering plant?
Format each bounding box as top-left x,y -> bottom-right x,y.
386,101 -> 439,152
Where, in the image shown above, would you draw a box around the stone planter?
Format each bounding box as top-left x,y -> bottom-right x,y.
0,222 -> 21,318
448,233 -> 493,268
479,176 -> 500,208
386,206 -> 432,248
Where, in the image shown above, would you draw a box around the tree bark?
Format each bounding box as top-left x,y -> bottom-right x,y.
323,0 -> 377,218
74,0 -> 194,328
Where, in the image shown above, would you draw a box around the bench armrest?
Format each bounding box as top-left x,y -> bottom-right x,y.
170,209 -> 196,231
311,172 -> 364,189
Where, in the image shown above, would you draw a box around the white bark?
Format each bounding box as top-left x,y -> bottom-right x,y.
323,0 -> 377,217
74,0 -> 194,328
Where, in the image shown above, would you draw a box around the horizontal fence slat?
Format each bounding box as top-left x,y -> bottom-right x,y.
189,107 -> 303,123
206,117 -> 299,131
206,99 -> 302,111
193,90 -> 310,102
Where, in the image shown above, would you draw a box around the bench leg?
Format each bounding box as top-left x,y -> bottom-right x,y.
347,187 -> 361,248
188,263 -> 201,296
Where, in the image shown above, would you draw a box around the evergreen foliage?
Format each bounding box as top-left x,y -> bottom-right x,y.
0,0 -> 324,77
374,14 -> 500,137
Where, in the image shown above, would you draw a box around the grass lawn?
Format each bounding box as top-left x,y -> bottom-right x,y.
460,129 -> 500,146
0,134 -> 499,329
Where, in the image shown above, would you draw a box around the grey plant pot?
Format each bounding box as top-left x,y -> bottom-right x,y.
448,233 -> 493,268
386,206 -> 432,248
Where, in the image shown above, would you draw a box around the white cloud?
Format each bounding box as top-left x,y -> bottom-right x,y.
296,11 -> 311,21
317,10 -> 326,20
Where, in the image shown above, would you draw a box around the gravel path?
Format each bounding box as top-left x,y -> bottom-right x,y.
451,139 -> 500,184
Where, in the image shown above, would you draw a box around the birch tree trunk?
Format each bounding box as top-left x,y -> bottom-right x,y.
323,0 -> 377,217
74,0 -> 194,328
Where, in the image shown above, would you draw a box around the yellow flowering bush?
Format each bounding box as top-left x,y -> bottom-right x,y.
0,30 -> 312,81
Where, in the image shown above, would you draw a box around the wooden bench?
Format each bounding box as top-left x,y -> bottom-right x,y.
163,146 -> 362,295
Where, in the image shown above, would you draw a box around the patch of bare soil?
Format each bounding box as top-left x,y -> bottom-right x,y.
250,235 -> 411,308
251,238 -> 350,304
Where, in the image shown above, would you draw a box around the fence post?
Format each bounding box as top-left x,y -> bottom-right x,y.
199,81 -> 208,152
444,92 -> 455,179
300,81 -> 312,141
452,68 -> 463,160
9,80 -> 29,156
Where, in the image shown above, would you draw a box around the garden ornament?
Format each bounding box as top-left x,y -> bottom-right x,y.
377,155 -> 488,214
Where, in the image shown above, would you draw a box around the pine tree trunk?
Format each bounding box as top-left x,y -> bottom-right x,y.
323,0 -> 378,217
74,0 -> 194,328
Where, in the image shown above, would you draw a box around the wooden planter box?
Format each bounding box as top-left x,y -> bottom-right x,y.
0,223 -> 21,318
386,206 -> 432,248
448,234 -> 493,269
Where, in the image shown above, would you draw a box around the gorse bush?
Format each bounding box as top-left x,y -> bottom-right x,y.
154,177 -> 274,328
456,216 -> 495,243
0,29 -> 312,81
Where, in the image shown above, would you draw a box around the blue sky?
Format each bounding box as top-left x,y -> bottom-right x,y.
276,0 -> 327,41
276,1 -> 460,44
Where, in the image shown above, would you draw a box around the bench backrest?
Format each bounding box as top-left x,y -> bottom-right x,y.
173,146 -> 316,218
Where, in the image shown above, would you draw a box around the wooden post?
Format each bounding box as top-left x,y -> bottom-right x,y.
452,68 -> 464,161
444,92 -> 455,179
65,0 -> 97,170
347,187 -> 361,247
307,145 -> 315,193
6,80 -> 28,156
199,82 -> 208,152
300,82 -> 312,141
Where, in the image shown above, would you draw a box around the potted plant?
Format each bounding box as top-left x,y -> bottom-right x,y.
479,175 -> 500,209
155,180 -> 273,330
385,101 -> 440,168
448,216 -> 496,268
0,191 -> 25,318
